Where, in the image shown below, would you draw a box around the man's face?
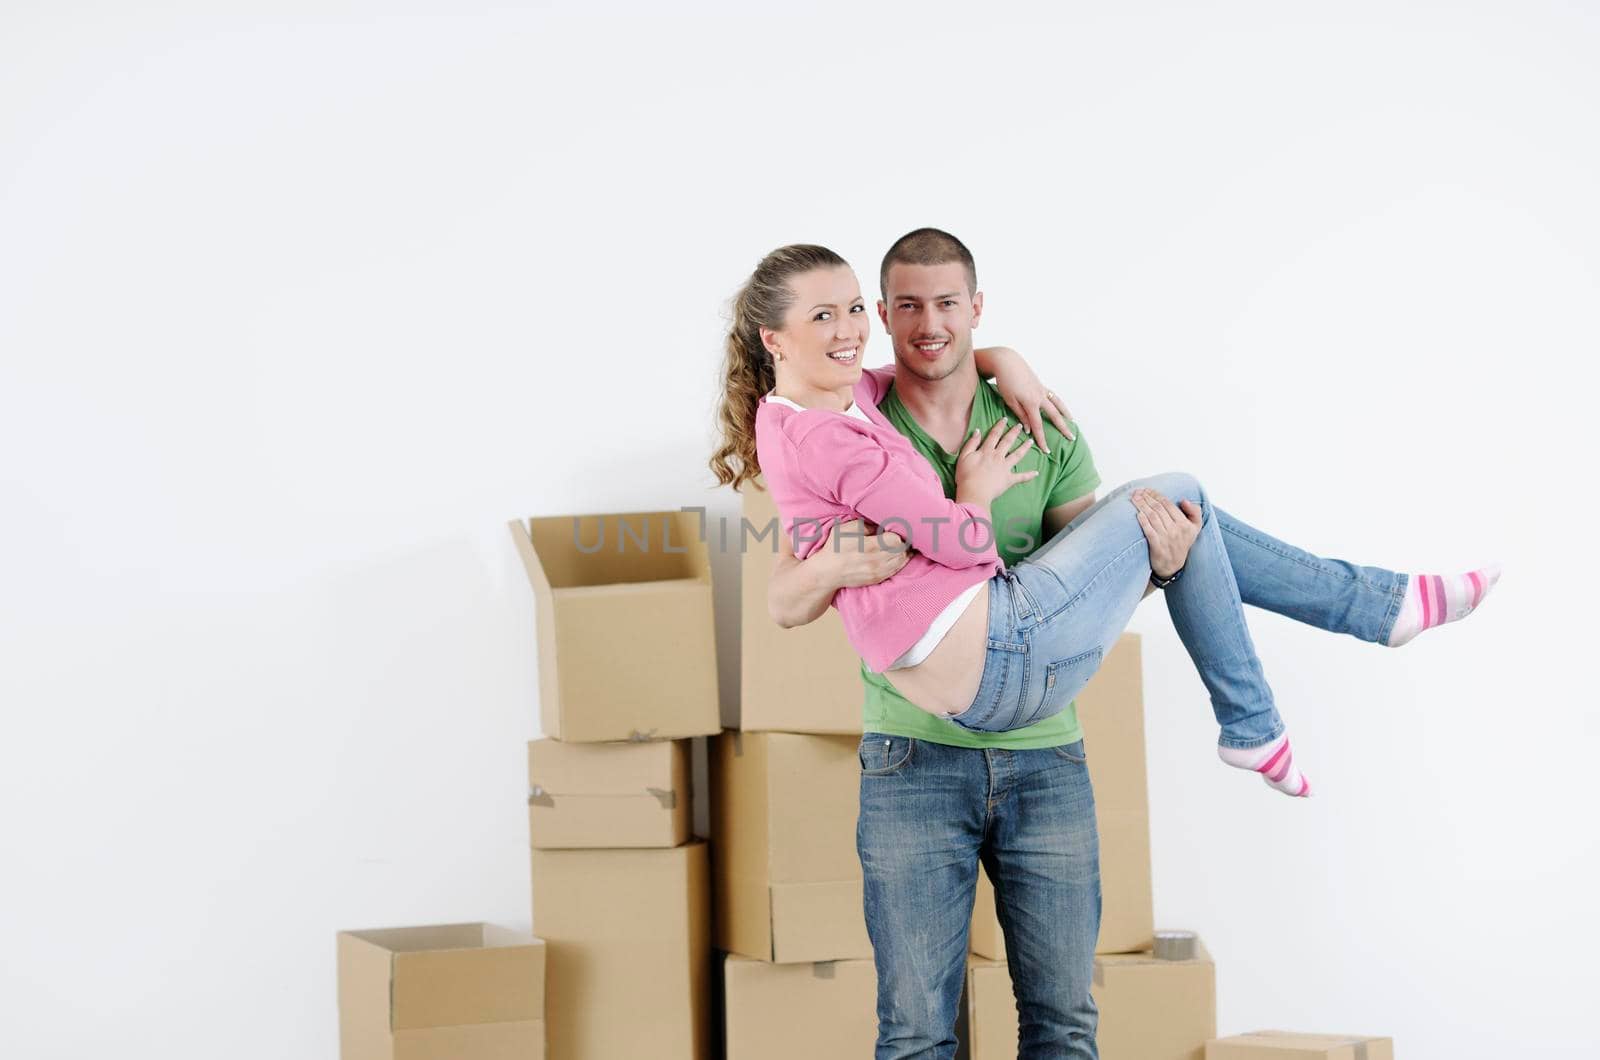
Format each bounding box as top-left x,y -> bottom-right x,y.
877,261 -> 984,383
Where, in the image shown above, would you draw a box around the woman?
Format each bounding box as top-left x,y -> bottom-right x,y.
710,244 -> 1499,797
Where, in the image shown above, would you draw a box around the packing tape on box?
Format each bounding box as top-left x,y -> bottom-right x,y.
812,961 -> 836,980
527,786 -> 677,810
1153,930 -> 1197,961
627,729 -> 660,742
1092,960 -> 1104,987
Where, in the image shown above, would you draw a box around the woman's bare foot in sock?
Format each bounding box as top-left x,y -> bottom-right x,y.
1387,565 -> 1501,647
1218,734 -> 1311,798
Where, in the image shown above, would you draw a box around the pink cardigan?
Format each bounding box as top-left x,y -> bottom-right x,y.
753,367 -> 1001,673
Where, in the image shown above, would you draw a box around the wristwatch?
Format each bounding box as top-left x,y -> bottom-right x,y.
1150,565 -> 1184,589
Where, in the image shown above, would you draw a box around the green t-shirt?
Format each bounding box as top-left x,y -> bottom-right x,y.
860,377 -> 1102,749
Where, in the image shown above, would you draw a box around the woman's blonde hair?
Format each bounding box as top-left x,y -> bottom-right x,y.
710,244 -> 849,492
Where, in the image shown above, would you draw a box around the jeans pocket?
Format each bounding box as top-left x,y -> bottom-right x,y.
858,733 -> 915,776
1023,646 -> 1104,729
1051,737 -> 1088,764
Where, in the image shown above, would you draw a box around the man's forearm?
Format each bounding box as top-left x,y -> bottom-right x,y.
768,551 -> 838,628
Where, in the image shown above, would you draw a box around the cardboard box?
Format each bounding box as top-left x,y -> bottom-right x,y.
531,840 -> 711,1060
337,923 -> 545,1060
527,737 -> 690,848
723,955 -> 877,1058
711,731 -> 871,963
510,510 -> 720,742
969,634 -> 1153,957
738,480 -> 865,734
1206,1032 -> 1395,1059
967,939 -> 1214,1060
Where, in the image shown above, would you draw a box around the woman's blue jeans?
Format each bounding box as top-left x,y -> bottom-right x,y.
949,472 -> 1408,748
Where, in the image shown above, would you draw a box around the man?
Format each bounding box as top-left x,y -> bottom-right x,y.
767,228 -> 1197,1058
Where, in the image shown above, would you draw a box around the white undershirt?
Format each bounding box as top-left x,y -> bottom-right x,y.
765,392 -> 983,670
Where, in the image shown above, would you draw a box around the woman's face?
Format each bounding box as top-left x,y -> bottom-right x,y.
763,266 -> 872,392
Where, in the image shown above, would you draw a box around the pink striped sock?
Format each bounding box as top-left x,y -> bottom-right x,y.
1217,734 -> 1311,798
1386,564 -> 1502,647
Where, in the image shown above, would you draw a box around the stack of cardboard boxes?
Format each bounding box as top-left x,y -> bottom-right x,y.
335,500 -> 1393,1058
714,483 -> 880,1057
495,499 -> 1389,1059
510,511 -> 723,1060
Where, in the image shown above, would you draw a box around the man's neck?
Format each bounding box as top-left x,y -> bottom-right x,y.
890,356 -> 980,453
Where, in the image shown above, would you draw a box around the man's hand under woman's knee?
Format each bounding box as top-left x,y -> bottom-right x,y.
768,518 -> 910,629
1132,488 -> 1202,580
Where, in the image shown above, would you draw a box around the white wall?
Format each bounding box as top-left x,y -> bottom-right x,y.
2,2 -> 1594,1056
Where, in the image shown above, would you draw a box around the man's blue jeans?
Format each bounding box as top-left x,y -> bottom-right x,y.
859,735 -> 1100,1058
860,474 -> 1408,1058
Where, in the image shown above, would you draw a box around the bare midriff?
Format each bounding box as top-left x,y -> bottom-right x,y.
880,582 -> 992,720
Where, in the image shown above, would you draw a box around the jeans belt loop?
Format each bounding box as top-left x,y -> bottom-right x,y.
1006,572 -> 1026,624
1012,571 -> 1033,621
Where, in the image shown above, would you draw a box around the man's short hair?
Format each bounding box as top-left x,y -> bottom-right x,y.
880,228 -> 978,298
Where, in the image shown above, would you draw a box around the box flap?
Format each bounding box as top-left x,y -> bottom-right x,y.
337,931 -> 398,1059
509,520 -> 564,738
524,511 -> 708,589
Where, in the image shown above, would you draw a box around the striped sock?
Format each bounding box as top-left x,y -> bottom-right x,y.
1217,734 -> 1311,798
1386,565 -> 1502,647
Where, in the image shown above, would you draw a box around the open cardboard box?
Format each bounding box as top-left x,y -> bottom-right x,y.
337,923 -> 545,1060
510,510 -> 720,742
